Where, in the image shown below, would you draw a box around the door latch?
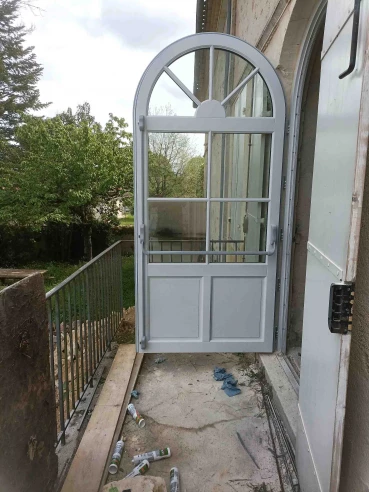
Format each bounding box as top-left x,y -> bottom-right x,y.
328,283 -> 355,334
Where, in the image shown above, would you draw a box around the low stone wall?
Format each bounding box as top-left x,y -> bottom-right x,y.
0,274 -> 57,492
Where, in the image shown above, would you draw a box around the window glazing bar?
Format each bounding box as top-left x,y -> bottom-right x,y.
163,66 -> 201,107
221,67 -> 259,106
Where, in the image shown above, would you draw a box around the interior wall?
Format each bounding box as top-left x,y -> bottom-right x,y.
287,27 -> 323,349
340,150 -> 369,492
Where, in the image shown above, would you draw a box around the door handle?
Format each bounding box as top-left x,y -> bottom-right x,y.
268,225 -> 278,256
339,0 -> 361,79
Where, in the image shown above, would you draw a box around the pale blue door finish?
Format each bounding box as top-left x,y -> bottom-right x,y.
133,33 -> 285,353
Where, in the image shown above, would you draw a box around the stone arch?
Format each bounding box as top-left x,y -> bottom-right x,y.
265,0 -> 326,108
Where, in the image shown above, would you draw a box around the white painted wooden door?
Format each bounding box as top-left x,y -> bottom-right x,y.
297,1 -> 369,491
134,34 -> 285,353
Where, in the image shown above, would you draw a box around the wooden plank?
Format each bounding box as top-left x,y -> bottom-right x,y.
0,269 -> 47,279
61,344 -> 136,492
99,352 -> 144,491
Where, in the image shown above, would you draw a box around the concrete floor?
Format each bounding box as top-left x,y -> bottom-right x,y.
106,353 -> 281,491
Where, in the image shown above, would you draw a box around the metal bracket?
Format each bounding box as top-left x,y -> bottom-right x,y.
328,283 -> 355,334
138,115 -> 145,131
140,336 -> 146,350
307,242 -> 343,280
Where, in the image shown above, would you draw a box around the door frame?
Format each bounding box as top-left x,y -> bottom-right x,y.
277,0 -> 327,353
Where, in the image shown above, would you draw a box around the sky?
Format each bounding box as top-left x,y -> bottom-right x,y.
20,0 -> 199,130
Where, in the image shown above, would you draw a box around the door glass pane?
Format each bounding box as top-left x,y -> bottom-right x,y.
210,133 -> 271,198
209,201 -> 268,263
149,49 -> 210,116
212,49 -> 253,102
212,49 -> 273,117
148,133 -> 207,198
148,202 -> 206,263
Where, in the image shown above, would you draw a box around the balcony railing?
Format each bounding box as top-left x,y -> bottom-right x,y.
46,241 -> 124,444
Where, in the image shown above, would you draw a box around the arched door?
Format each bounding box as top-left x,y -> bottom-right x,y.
134,33 -> 285,352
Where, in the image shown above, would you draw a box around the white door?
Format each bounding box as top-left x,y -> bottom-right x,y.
297,1 -> 369,490
134,34 -> 285,353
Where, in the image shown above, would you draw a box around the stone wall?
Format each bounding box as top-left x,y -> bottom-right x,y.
0,274 -> 57,492
340,155 -> 369,491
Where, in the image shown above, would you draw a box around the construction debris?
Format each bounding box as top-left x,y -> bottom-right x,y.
125,459 -> 150,478
131,389 -> 140,399
127,403 -> 146,428
109,439 -> 125,475
103,476 -> 167,492
154,357 -> 166,364
132,447 -> 171,465
170,467 -> 180,492
236,431 -> 260,469
213,367 -> 241,397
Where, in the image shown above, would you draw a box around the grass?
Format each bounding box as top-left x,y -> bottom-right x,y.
0,261 -> 84,293
1,255 -> 135,309
122,255 -> 135,308
119,214 -> 134,226
29,256 -> 135,307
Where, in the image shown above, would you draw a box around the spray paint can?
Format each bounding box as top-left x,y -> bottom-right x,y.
127,403 -> 146,428
125,459 -> 150,478
170,467 -> 180,492
108,439 -> 124,475
132,447 -> 171,465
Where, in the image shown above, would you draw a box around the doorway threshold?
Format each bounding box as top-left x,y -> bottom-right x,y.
259,353 -> 299,449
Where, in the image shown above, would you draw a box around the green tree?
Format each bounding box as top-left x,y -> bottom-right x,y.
181,156 -> 205,197
0,0 -> 46,141
0,103 -> 133,258
148,104 -> 205,198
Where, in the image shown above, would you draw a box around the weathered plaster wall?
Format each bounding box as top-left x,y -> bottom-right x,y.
234,0 -> 282,48
340,154 -> 369,491
232,0 -> 322,109
0,274 -> 57,492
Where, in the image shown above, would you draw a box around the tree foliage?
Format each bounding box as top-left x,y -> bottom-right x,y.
148,106 -> 205,198
0,0 -> 46,140
0,103 -> 133,257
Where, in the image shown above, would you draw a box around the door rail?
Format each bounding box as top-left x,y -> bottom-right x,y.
147,225 -> 277,261
148,239 -> 246,263
46,241 -> 124,444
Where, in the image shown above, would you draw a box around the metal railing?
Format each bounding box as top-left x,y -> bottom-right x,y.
46,241 -> 124,444
148,239 -> 245,263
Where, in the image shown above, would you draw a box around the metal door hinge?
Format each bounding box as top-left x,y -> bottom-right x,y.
280,229 -> 284,242
328,282 -> 355,334
277,278 -> 281,292
274,326 -> 279,341
283,176 -> 287,190
140,336 -> 146,349
138,115 -> 145,131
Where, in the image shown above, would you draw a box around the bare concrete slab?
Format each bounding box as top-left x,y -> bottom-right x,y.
106,353 -> 281,491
